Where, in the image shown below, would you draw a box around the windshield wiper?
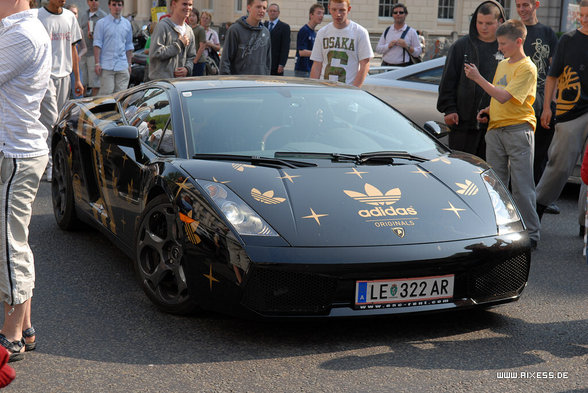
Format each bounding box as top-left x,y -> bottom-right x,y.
275,151 -> 359,162
192,154 -> 317,168
358,151 -> 428,164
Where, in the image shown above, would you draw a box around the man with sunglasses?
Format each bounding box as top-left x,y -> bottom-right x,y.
375,3 -> 421,67
79,0 -> 107,96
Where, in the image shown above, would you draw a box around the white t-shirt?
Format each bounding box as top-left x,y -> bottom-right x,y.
38,7 -> 82,78
310,21 -> 373,85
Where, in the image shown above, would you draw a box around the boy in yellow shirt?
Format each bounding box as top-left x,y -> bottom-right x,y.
465,19 -> 540,249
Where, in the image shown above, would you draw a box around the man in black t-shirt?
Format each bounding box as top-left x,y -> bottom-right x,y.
515,0 -> 558,186
536,1 -> 588,224
437,1 -> 506,160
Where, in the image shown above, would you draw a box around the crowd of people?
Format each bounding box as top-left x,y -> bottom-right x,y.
0,0 -> 587,382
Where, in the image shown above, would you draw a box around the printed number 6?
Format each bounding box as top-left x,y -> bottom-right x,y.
324,50 -> 348,83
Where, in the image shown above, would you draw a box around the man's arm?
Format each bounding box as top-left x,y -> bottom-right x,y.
352,58 -> 370,88
437,43 -> 462,125
219,28 -> 235,75
464,63 -> 512,103
278,23 -> 291,73
541,75 -> 557,129
93,46 -> 102,75
310,61 -> 322,79
72,44 -> 84,96
150,23 -> 184,61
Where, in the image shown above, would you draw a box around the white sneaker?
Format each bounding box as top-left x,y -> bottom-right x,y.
43,167 -> 52,182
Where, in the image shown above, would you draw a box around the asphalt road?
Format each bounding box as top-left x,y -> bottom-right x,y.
4,181 -> 587,393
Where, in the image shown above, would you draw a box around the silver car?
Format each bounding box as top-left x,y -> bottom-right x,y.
363,57 -> 446,129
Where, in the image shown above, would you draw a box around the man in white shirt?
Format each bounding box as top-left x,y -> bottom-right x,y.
38,0 -> 84,181
375,3 -> 422,67
93,0 -> 134,94
0,0 -> 51,363
79,0 -> 107,96
310,0 -> 373,87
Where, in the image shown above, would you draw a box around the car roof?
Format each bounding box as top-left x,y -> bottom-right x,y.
153,75 -> 359,93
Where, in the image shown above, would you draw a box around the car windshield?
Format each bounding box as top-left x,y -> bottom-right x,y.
181,86 -> 445,158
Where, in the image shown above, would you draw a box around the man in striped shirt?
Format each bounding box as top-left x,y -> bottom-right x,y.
0,0 -> 52,362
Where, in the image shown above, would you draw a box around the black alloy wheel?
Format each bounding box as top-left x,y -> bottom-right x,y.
135,195 -> 198,314
52,139 -> 80,230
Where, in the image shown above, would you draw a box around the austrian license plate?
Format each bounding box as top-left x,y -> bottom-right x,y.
355,274 -> 454,309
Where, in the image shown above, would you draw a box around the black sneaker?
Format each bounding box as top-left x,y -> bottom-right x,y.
544,203 -> 560,214
580,225 -> 585,237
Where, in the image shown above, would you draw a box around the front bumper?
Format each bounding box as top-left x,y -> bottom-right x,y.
238,234 -> 531,318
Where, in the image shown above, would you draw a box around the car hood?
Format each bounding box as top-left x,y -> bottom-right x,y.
181,155 -> 499,247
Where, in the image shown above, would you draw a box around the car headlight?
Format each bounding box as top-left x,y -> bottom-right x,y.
481,170 -> 524,235
197,180 -> 278,237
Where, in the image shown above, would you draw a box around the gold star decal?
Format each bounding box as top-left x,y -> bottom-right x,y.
175,177 -> 191,199
120,217 -> 126,229
106,145 -> 112,159
122,154 -> 128,166
346,168 -> 368,179
443,201 -> 466,218
126,179 -> 134,202
278,171 -> 301,183
302,208 -> 328,225
203,264 -> 219,290
212,177 -> 230,184
411,168 -> 430,178
432,157 -> 451,165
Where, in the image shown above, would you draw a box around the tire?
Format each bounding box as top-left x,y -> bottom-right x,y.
52,139 -> 80,230
135,195 -> 199,314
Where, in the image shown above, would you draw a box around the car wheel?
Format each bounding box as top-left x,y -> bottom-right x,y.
52,139 -> 80,230
135,195 -> 198,314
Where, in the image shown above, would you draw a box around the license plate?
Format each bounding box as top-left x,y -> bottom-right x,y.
355,274 -> 454,309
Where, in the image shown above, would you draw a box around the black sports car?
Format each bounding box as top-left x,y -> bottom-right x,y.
52,76 -> 531,318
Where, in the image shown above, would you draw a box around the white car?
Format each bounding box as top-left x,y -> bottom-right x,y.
363,57 -> 446,129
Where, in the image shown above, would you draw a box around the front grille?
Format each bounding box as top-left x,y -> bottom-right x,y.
241,268 -> 337,315
468,253 -> 530,301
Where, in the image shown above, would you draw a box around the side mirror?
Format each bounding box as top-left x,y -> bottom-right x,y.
101,125 -> 145,163
423,121 -> 450,139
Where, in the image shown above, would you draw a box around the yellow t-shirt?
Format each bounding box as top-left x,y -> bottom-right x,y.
488,57 -> 537,131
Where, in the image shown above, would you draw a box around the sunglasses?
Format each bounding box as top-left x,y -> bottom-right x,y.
393,11 -> 405,14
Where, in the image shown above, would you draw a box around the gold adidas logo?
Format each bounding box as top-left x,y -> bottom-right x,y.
251,188 -> 286,205
455,180 -> 479,196
343,183 -> 401,206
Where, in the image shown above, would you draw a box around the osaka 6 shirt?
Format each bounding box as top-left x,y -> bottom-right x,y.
310,21 -> 373,85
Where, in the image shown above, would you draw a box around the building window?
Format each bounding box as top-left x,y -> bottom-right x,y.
207,0 -> 214,10
318,0 -> 329,15
379,0 -> 397,17
438,0 -> 454,20
497,0 -> 511,18
235,0 -> 242,13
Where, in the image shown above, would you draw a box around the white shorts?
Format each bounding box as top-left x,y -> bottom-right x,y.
0,153 -> 48,305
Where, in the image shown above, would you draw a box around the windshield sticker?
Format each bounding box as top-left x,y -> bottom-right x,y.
455,180 -> 479,196
302,208 -> 328,225
443,202 -> 466,218
277,172 -> 301,183
345,168 -> 368,179
232,163 -> 256,172
182,92 -> 192,97
251,188 -> 286,205
344,183 -> 419,229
